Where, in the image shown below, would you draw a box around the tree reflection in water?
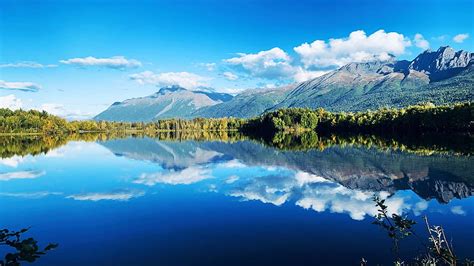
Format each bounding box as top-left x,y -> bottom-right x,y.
0,228 -> 57,266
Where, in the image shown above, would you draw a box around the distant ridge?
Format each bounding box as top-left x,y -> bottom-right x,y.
94,85 -> 233,122
95,47 -> 473,121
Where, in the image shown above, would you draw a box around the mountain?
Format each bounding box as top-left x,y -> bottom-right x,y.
95,86 -> 233,122
409,46 -> 473,81
194,84 -> 296,118
96,47 -> 473,121
268,46 -> 473,112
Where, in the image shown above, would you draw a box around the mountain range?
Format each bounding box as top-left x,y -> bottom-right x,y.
95,46 -> 474,121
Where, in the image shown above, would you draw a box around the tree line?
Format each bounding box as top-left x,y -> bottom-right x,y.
0,102 -> 472,136
0,108 -> 245,135
243,102 -> 473,135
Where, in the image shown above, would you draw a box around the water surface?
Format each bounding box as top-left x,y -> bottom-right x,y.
1,136 -> 473,265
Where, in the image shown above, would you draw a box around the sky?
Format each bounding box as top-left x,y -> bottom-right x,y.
0,0 -> 473,119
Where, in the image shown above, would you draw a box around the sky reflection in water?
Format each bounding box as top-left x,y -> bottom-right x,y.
0,137 -> 473,265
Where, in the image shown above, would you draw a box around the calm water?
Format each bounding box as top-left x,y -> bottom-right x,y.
1,136 -> 473,265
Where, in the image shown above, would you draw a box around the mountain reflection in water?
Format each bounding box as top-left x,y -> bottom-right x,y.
0,133 -> 473,265
100,136 -> 473,212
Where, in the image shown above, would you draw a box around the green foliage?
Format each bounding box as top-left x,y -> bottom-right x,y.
317,102 -> 473,133
0,131 -> 248,159
1,102 -> 471,136
244,108 -> 319,133
153,117 -> 245,132
243,102 -> 472,137
0,228 -> 57,266
0,135 -> 69,158
0,109 -> 69,134
0,108 -> 246,135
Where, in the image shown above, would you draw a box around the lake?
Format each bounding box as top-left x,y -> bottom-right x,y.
1,135 -> 473,265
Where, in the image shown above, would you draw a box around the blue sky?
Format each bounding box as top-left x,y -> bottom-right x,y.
0,0 -> 473,119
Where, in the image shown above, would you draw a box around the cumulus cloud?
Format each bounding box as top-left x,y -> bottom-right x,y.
294,171 -> 331,186
0,80 -> 41,92
294,30 -> 411,68
60,56 -> 142,69
414,33 -> 430,50
222,30 -> 412,83
67,189 -> 144,201
0,61 -> 57,68
223,71 -> 238,81
453,33 -> 469,43
129,71 -> 210,89
293,67 -> 328,82
0,94 -> 23,110
224,47 -> 295,80
134,167 -> 212,186
227,174 -> 296,206
0,170 -> 45,181
0,155 -> 26,168
220,169 -> 415,221
296,186 -> 408,221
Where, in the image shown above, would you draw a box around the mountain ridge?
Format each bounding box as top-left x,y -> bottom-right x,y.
94,85 -> 234,121
95,46 -> 473,121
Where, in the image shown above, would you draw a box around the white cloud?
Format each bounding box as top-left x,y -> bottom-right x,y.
0,155 -> 26,168
263,83 -> 276,89
223,71 -> 238,81
0,191 -> 62,199
224,47 -> 295,80
294,171 -> 331,186
294,30 -> 411,68
227,174 -> 295,206
130,71 -> 210,89
296,186 -> 408,221
213,87 -> 247,95
225,175 -> 240,184
230,188 -> 290,206
219,169 -> 415,221
413,201 -> 429,216
217,159 -> 246,169
0,95 -> 90,120
0,80 -> 41,92
67,189 -> 144,201
0,170 -> 45,181
60,56 -> 142,69
293,67 -> 328,82
0,61 -> 57,68
453,33 -> 469,43
222,30 -> 412,83
450,205 -> 466,215
414,33 -> 430,50
199,63 -> 216,71
38,103 -> 93,120
134,167 -> 212,186
0,95 -> 23,110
